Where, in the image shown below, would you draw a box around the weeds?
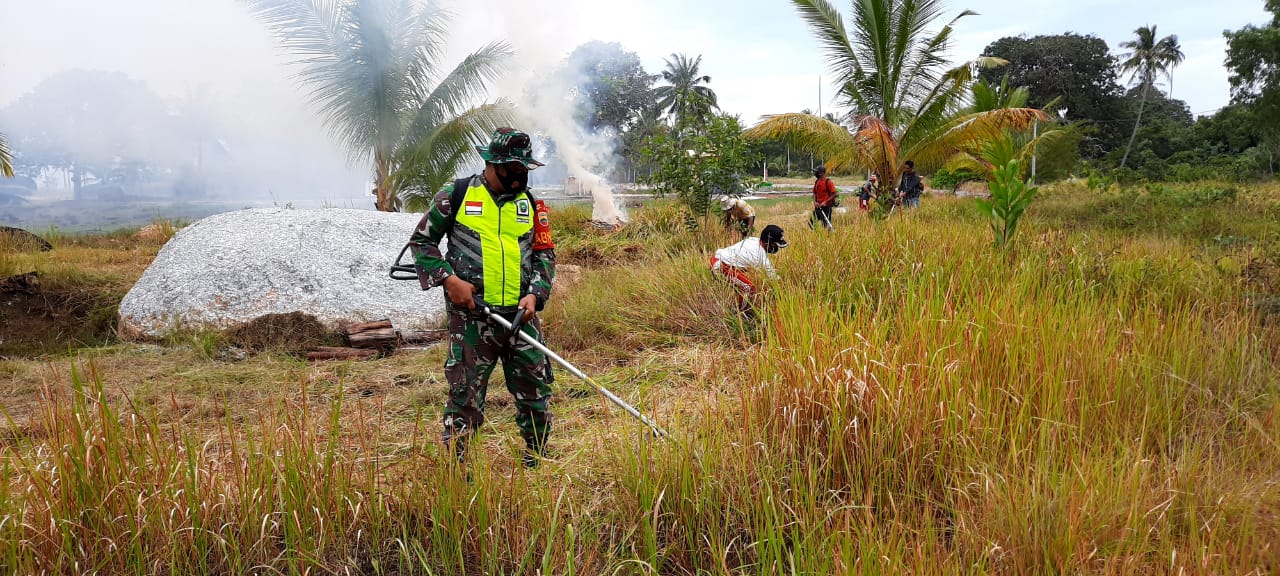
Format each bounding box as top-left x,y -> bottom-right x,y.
1,188 -> 1278,573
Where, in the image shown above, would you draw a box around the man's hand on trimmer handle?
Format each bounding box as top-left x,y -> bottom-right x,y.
518,294 -> 537,322
443,275 -> 477,310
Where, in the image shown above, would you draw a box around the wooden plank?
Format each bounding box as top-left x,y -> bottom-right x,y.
307,347 -> 378,361
348,327 -> 399,350
343,319 -> 393,334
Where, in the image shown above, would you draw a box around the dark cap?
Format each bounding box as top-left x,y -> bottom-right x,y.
761,224 -> 788,250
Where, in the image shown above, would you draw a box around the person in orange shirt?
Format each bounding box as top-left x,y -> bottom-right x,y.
811,165 -> 837,230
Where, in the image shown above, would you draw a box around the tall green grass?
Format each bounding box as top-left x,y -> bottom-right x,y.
1,189 -> 1277,573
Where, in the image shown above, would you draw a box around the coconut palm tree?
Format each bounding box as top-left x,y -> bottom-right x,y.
745,0 -> 1046,190
1117,25 -> 1184,169
971,75 -> 1031,112
245,0 -> 513,211
938,76 -> 1068,182
654,53 -> 719,135
0,132 -> 13,178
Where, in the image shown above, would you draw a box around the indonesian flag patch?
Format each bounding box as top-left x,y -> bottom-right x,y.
464,201 -> 483,216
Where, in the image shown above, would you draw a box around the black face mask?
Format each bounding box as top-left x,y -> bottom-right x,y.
497,165 -> 528,193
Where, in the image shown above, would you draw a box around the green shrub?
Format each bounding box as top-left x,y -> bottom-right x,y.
931,167 -> 983,191
1173,185 -> 1237,207
976,158 -> 1039,248
1085,169 -> 1115,192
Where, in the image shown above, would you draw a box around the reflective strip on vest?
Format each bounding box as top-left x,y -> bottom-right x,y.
453,184 -> 535,306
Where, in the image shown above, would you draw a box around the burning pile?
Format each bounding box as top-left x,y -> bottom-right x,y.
572,171 -> 627,230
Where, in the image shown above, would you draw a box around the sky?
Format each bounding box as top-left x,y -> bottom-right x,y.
0,0 -> 1273,193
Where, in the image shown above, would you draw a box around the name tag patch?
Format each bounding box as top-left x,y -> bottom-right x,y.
464,201 -> 483,216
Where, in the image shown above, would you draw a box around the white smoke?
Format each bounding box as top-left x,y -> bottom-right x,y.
520,72 -> 627,223
479,2 -> 629,223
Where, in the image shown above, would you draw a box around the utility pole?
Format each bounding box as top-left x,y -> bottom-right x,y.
1030,118 -> 1038,185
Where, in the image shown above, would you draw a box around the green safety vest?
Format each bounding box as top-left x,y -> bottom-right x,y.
450,180 -> 535,307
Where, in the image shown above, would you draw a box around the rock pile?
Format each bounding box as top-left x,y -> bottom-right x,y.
119,208 -> 445,337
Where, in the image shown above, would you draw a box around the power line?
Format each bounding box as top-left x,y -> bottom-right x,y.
1066,105 -> 1227,125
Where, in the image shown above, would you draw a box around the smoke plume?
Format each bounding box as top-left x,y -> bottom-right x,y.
481,2 -> 629,223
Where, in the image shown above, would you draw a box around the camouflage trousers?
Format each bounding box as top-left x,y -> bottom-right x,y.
441,305 -> 554,450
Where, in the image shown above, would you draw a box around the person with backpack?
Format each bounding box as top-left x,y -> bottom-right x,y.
896,160 -> 925,208
406,127 -> 558,469
858,173 -> 880,212
811,165 -> 837,230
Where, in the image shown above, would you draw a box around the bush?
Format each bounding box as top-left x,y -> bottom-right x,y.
1174,185 -> 1238,207
976,158 -> 1038,248
640,114 -> 759,217
931,167 -> 983,191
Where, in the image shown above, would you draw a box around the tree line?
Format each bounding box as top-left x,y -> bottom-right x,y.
2,0 -> 1278,208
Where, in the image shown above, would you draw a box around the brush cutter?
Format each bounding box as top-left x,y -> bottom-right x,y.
471,296 -> 670,440
386,244 -> 670,440
818,207 -> 835,230
389,244 -> 418,280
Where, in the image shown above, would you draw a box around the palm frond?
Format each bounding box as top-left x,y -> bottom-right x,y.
896,60 -> 977,155
347,0 -> 424,155
1021,123 -> 1073,164
395,100 -> 513,211
405,41 -> 513,149
0,131 -> 14,178
405,0 -> 449,97
849,115 -> 900,176
849,0 -> 894,115
790,0 -> 860,83
246,0 -> 440,163
246,0 -> 369,159
902,107 -> 1047,171
746,113 -> 854,150
243,0 -> 345,60
893,2 -> 965,112
745,112 -> 887,174
965,125 -> 1072,180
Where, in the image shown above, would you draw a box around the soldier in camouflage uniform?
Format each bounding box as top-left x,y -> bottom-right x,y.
406,128 -> 557,468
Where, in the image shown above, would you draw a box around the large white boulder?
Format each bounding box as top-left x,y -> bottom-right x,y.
119,208 -> 444,337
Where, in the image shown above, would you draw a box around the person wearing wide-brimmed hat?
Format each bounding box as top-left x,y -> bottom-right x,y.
717,194 -> 756,237
406,127 -> 558,469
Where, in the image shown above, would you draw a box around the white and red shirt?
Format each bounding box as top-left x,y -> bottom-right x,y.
711,237 -> 777,278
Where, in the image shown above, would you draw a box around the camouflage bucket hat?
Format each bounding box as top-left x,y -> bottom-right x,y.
477,127 -> 545,168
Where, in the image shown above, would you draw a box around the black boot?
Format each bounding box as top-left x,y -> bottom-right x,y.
442,417 -> 471,465
522,436 -> 548,469
451,436 -> 468,464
